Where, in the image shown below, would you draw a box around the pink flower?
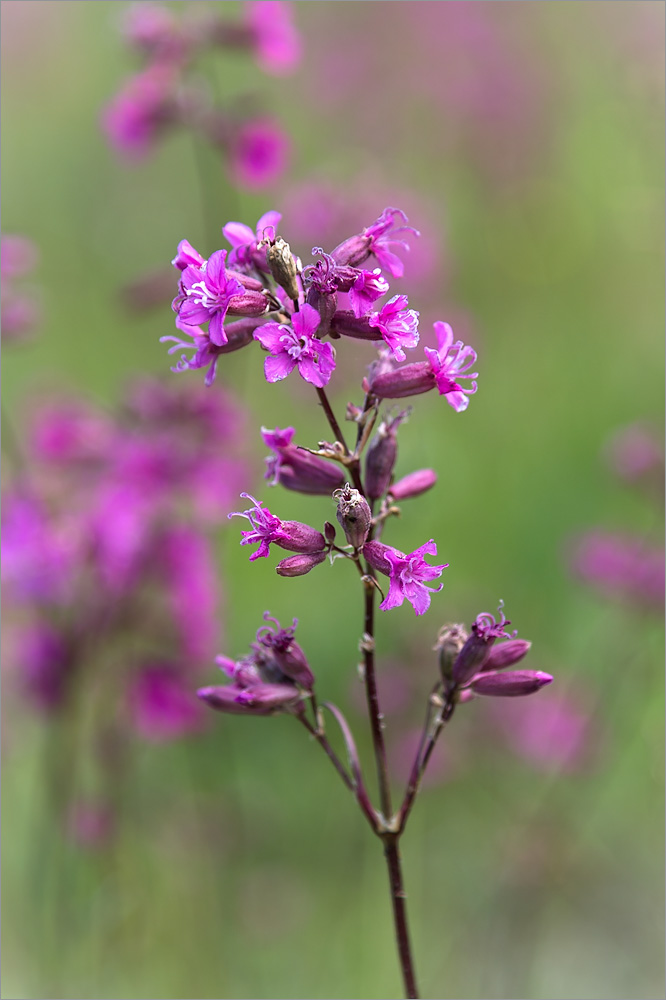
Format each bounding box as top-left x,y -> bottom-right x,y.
253,303 -> 336,387
229,118 -> 290,190
349,268 -> 390,318
128,664 -> 206,742
228,492 -> 325,561
197,613 -> 311,717
424,321 -> 478,411
365,208 -> 419,277
368,295 -> 420,361
174,249 -> 244,346
223,210 -> 282,268
363,539 -> 448,616
570,530 -> 665,609
101,64 -> 178,160
331,206 -> 420,278
491,692 -> 594,772
245,1 -> 302,76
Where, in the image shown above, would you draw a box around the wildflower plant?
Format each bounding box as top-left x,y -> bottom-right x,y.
161,205 -> 554,998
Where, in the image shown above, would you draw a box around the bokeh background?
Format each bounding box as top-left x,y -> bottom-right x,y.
2,2 -> 664,998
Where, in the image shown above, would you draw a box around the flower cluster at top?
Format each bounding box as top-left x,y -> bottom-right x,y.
162,205 -> 479,409
102,2 -> 300,188
2,377 -> 250,737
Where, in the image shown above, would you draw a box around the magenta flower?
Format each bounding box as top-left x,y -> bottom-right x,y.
171,239 -> 206,271
223,210 -> 282,268
424,321 -> 478,411
349,268 -> 390,318
364,208 -> 420,278
174,249 -> 244,346
245,1 -> 302,76
363,539 -> 448,616
253,303 -> 336,387
161,317 -> 260,387
229,118 -> 290,190
368,295 -> 420,361
101,64 -> 178,160
128,664 -> 207,742
452,605 -> 519,686
197,613 -> 311,716
228,492 -> 325,561
570,530 -> 665,609
331,207 -> 419,278
261,425 -> 344,494
363,323 -> 478,408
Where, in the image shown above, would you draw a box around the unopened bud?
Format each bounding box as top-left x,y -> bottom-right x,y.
452,633 -> 493,687
276,551 -> 326,578
364,360 -> 435,400
362,539 -> 392,576
267,238 -> 300,302
480,639 -> 531,673
364,413 -> 408,500
227,288 -> 271,317
306,285 -> 337,336
324,521 -> 337,544
434,624 -> 467,687
276,521 -> 326,554
470,670 -> 553,698
334,483 -> 372,549
389,469 -> 437,501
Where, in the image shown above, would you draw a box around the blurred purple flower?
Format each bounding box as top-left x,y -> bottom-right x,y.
245,1 -> 302,76
66,800 -> 115,849
162,526 -> 221,665
128,663 -> 207,741
570,530 -> 665,609
229,118 -> 290,190
490,691 -> 594,772
1,234 -> 40,341
102,63 -> 179,160
604,423 -> 664,484
19,624 -> 72,712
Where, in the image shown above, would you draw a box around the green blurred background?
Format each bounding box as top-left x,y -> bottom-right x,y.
2,2 -> 664,998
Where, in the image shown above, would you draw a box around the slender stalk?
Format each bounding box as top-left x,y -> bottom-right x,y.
361,579 -> 393,820
317,385 -> 421,997
315,386 -> 349,453
297,714 -> 354,793
398,694 -> 456,833
384,835 -> 419,999
314,386 -> 365,494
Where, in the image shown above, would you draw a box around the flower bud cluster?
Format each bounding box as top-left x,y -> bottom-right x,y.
436,607 -> 551,701
198,613 -> 314,716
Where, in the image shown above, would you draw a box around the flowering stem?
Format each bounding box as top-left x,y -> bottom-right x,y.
383,834 -> 419,999
296,714 -> 355,794
398,691 -> 457,834
315,386 -> 349,452
361,579 -> 392,820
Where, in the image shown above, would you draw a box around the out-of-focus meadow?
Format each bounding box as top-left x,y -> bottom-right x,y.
2,2 -> 664,998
